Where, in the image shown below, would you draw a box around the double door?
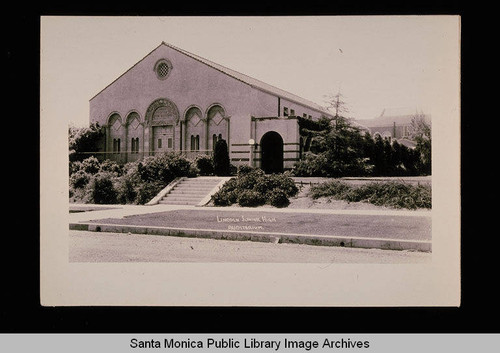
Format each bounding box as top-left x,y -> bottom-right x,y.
153,125 -> 174,153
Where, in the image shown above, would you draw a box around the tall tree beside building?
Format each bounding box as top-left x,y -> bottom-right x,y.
409,115 -> 432,175
213,139 -> 230,176
68,122 -> 105,162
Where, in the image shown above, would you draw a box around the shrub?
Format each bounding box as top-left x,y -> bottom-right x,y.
310,180 -> 431,210
211,178 -> 238,206
195,155 -> 214,176
212,188 -> 238,206
87,172 -> 118,204
254,172 -> 299,197
69,170 -> 91,189
210,170 -> 296,208
135,181 -> 165,205
237,164 -> 255,176
292,152 -> 330,177
99,159 -> 123,176
115,173 -> 138,204
69,161 -> 83,176
268,188 -> 290,208
80,156 -> 101,174
237,168 -> 265,190
213,139 -> 230,176
237,190 -> 266,207
137,153 -> 191,184
310,180 -> 351,199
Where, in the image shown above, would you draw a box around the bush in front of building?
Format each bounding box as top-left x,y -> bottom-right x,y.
213,139 -> 230,176
309,180 -> 431,210
70,170 -> 91,190
137,152 -> 192,185
195,155 -> 214,176
292,152 -> 330,177
268,188 -> 290,208
211,168 -> 297,208
69,153 -> 195,205
254,172 -> 299,198
236,190 -> 266,207
87,172 -> 118,204
98,159 -> 123,176
80,155 -> 101,174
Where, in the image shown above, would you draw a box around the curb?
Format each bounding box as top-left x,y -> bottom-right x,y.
70,222 -> 431,252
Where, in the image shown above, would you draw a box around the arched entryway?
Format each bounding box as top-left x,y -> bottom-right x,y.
145,98 -> 180,155
260,131 -> 284,174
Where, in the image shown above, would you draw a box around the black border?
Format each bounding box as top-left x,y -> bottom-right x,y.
5,2 -> 492,335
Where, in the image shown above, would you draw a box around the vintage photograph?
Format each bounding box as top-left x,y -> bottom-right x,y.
40,16 -> 460,306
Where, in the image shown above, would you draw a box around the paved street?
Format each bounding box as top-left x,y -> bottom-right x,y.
69,230 -> 431,263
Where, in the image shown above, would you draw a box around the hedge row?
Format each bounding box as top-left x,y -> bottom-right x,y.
309,180 -> 431,210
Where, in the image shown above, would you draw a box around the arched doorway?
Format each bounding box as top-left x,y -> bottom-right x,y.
260,131 -> 284,174
145,98 -> 180,155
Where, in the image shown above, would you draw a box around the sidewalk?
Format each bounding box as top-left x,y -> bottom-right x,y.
69,203 -> 432,252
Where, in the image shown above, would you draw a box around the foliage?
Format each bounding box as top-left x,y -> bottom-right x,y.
237,190 -> 266,207
310,180 -> 431,210
292,152 -> 330,177
237,164 -> 256,176
254,172 -> 299,197
294,114 -> 431,177
115,171 -> 138,204
195,155 -> 214,176
70,153 -> 193,205
87,172 -> 118,204
80,156 -> 101,174
268,188 -> 290,208
99,159 -> 123,176
68,122 -> 105,162
69,170 -> 91,189
211,168 -> 297,208
409,116 -> 432,175
213,139 -> 230,176
137,153 -> 191,185
135,181 -> 166,205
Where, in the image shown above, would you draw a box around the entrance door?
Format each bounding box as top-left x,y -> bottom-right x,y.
153,125 -> 174,154
260,131 -> 284,174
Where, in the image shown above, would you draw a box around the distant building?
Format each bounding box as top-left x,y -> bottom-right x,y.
89,42 -> 333,173
354,108 -> 431,148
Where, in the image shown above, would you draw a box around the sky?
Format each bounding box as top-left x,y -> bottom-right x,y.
40,16 -> 460,127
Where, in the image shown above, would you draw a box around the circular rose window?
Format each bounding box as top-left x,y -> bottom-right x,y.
155,59 -> 172,80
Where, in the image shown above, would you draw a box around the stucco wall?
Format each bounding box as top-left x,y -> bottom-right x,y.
89,43 -> 328,169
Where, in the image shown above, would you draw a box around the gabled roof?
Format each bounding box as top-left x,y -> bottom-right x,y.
162,42 -> 331,116
91,42 -> 332,116
355,108 -> 431,128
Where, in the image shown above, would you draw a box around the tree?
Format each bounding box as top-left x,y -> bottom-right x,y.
213,139 -> 230,176
409,115 -> 432,175
69,122 -> 105,162
323,91 -> 349,119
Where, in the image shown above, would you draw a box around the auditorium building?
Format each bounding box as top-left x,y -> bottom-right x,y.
89,42 -> 334,173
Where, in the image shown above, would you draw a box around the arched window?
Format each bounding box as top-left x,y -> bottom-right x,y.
191,135 -> 195,151
196,135 -> 200,151
207,104 -> 227,150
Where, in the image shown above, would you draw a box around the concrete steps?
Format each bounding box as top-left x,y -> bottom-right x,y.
158,177 -> 224,206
